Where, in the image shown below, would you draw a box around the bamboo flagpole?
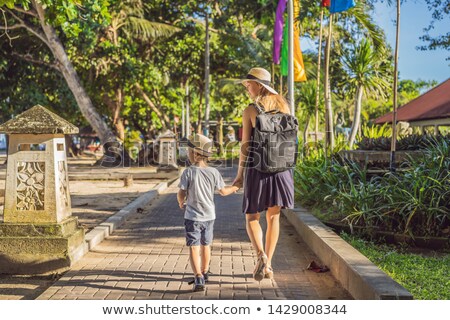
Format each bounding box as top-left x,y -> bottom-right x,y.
390,0 -> 400,172
323,13 -> 333,152
287,0 -> 295,114
204,6 -> 210,136
323,0 -> 355,152
314,7 -> 325,144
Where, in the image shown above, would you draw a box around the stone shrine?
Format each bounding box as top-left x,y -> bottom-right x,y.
0,105 -> 86,274
157,130 -> 178,168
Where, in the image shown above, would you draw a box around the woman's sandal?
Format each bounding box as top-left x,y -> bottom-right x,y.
253,252 -> 268,281
264,266 -> 274,279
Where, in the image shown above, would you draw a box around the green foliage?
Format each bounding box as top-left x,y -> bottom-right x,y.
418,0 -> 450,51
361,123 -> 392,139
0,0 -> 439,155
356,133 -> 450,151
341,39 -> 390,100
294,138 -> 450,237
342,233 -> 450,300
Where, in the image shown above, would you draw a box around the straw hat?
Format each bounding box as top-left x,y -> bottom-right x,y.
187,134 -> 213,157
240,67 -> 278,95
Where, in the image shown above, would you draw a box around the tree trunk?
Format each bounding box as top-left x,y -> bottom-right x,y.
33,2 -> 117,145
197,89 -> 203,134
218,114 -> 224,156
303,115 -> 311,150
349,86 -> 363,149
185,77 -> 191,137
134,83 -> 170,129
104,89 -> 125,141
204,9 -> 211,136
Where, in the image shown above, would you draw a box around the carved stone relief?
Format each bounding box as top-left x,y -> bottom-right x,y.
16,161 -> 45,210
58,160 -> 69,208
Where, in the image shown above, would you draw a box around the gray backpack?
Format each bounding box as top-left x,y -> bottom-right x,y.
250,103 -> 299,173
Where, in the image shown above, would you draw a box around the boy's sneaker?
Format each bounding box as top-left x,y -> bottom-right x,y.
202,271 -> 211,282
193,275 -> 205,292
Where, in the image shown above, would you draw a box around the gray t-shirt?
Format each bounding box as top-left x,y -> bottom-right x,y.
178,166 -> 225,221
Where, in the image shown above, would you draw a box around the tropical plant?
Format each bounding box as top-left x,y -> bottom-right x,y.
341,39 -> 390,148
295,135 -> 450,237
297,80 -> 322,148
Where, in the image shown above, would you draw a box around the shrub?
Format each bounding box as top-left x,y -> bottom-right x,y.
294,137 -> 450,237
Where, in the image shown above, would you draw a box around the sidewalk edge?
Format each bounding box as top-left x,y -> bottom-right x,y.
284,207 -> 413,300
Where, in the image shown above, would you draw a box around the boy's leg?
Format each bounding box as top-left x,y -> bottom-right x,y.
201,245 -> 211,274
200,220 -> 214,276
185,219 -> 203,277
189,246 -> 202,276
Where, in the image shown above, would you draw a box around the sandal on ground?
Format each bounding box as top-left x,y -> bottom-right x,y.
264,266 -> 274,279
253,252 -> 268,281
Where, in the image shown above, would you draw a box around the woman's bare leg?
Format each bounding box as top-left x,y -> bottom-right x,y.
265,206 -> 281,269
245,213 -> 264,255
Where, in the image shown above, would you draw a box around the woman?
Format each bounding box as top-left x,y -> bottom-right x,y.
233,67 -> 294,281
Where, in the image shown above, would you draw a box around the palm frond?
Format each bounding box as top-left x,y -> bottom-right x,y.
347,3 -> 386,53
125,17 -> 180,41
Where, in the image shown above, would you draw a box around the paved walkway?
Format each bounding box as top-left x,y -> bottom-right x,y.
38,167 -> 351,300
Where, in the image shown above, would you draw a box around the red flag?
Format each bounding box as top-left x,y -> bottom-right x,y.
322,0 -> 331,7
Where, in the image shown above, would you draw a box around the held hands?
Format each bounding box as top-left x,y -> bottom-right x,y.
232,175 -> 243,189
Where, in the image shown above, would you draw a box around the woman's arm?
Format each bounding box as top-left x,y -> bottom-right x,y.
234,106 -> 256,187
218,185 -> 240,196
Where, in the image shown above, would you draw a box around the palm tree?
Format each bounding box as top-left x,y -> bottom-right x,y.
1,1 -> 177,149
297,80 -> 322,149
101,0 -> 179,138
303,1 -> 388,151
342,39 -> 390,148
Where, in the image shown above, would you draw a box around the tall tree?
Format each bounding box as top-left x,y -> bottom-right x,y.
0,0 -> 118,145
297,80 -> 322,148
342,39 -> 390,148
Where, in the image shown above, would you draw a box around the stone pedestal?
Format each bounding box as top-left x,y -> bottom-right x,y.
0,105 -> 86,274
157,130 -> 178,168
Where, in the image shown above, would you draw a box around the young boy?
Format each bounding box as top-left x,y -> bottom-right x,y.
177,134 -> 239,292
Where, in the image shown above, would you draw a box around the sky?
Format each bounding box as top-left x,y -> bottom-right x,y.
373,0 -> 449,83
301,0 -> 449,84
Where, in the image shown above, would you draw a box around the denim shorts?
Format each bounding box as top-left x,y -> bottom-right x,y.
184,219 -> 215,246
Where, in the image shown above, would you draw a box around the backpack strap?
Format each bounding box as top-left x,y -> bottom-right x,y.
251,102 -> 281,115
251,102 -> 265,114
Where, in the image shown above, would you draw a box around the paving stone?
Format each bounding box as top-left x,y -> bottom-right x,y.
38,166 -> 351,300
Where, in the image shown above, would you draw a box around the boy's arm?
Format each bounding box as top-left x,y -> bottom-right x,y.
177,189 -> 186,209
218,185 -> 239,196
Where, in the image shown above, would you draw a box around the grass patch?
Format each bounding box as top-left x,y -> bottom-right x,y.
341,233 -> 450,300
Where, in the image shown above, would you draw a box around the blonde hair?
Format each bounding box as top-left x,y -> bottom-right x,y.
254,85 -> 290,114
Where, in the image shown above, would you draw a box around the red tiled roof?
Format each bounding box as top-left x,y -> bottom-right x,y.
375,79 -> 450,124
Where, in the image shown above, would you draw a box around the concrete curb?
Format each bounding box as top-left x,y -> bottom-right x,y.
284,207 -> 414,300
82,177 -> 178,253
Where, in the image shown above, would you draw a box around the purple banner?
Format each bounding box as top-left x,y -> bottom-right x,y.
273,0 -> 287,64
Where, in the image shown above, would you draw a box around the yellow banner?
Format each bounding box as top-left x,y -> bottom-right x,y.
293,0 -> 307,82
